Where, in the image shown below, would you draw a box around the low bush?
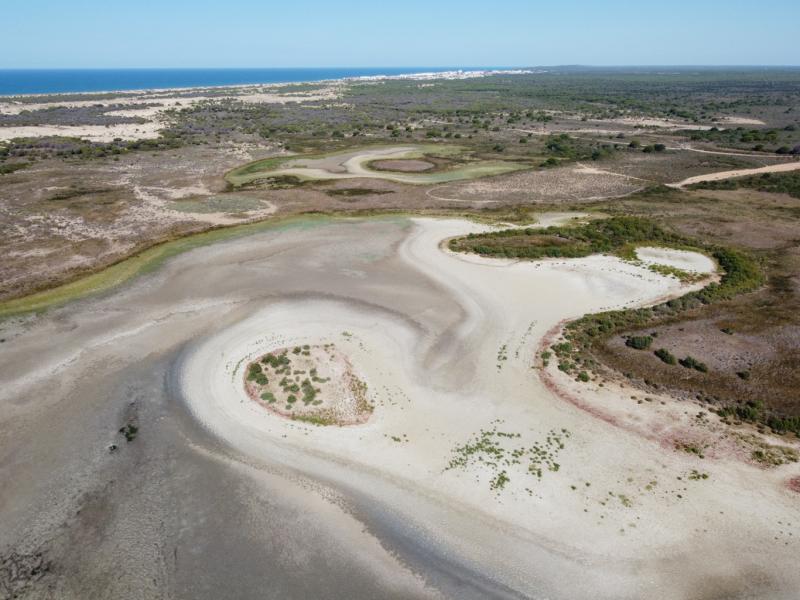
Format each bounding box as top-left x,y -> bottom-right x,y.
654,348 -> 677,365
679,356 -> 708,373
625,335 -> 653,350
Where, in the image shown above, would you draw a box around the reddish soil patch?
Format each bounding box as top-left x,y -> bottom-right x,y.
538,322 -> 724,461
538,321 -> 623,430
788,476 -> 800,494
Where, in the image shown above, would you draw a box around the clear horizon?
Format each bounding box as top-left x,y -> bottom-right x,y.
3,65 -> 800,70
2,0 -> 799,68
4,65 -> 798,97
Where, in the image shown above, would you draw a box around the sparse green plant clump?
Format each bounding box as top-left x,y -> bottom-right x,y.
748,440 -> 799,466
688,469 -> 710,481
497,344 -> 508,363
446,423 -> 571,493
676,441 -> 707,459
310,368 -> 330,383
647,263 -> 702,283
654,348 -> 677,365
292,414 -> 336,426
262,352 -> 290,371
490,471 -> 511,490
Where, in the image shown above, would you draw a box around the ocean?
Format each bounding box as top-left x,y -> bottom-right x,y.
0,67 -> 484,96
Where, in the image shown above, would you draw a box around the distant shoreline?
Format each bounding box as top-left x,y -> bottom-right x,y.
0,67 -> 532,98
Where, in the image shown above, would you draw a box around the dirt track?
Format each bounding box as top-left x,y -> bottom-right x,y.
669,159 -> 800,188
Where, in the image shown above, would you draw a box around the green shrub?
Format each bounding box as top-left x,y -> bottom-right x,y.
679,356 -> 708,373
625,335 -> 653,350
654,348 -> 677,365
0,162 -> 30,175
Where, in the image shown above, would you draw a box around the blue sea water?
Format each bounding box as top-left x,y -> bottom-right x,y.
0,67 -> 486,96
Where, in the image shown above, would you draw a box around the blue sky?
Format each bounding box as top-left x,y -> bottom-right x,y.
2,0 -> 798,68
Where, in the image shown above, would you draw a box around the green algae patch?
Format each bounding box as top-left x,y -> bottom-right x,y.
0,214 -> 334,320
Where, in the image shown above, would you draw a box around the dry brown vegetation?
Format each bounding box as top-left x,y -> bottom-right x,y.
585,186 -> 800,430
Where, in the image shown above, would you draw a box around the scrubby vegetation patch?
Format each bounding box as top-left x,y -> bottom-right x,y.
689,171 -> 800,199
244,343 -> 372,426
451,217 -> 761,381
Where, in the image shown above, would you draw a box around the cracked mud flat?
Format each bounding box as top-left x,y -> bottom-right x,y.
1,216 -> 799,599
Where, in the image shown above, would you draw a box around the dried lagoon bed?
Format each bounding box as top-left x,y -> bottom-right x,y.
1,215 -> 799,599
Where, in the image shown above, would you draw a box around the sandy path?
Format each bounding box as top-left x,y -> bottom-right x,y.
666,144 -> 794,159
669,160 -> 800,188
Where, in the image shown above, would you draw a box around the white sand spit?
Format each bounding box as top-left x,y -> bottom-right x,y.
636,246 -> 717,273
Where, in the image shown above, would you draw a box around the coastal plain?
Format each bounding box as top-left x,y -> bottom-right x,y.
2,68 -> 800,599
